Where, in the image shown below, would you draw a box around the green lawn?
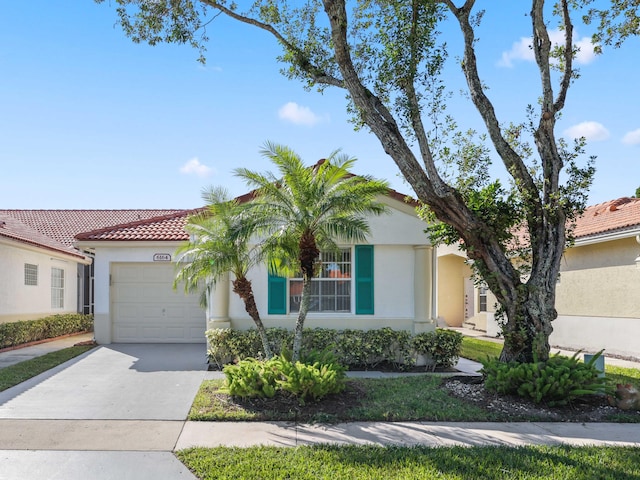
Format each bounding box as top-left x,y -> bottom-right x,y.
460,336 -> 503,362
189,376 -> 498,423
0,346 -> 95,391
177,444 -> 640,480
461,336 -> 640,389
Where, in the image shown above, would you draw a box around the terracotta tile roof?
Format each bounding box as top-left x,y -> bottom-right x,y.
0,210 -> 184,246
72,177 -> 418,243
574,197 -> 640,239
0,214 -> 86,260
75,211 -> 196,241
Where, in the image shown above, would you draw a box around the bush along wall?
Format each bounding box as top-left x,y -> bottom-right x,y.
206,327 -> 462,372
0,314 -> 93,350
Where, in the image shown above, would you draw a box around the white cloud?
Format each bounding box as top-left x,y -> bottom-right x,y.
278,102 -> 324,126
622,128 -> 640,145
498,37 -> 534,67
498,29 -> 597,67
564,121 -> 610,141
573,35 -> 598,65
179,157 -> 214,177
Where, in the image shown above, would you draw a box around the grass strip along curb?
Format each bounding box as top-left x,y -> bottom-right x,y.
0,345 -> 95,392
177,444 -> 640,480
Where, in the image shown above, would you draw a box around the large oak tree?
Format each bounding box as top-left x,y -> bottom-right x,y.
98,0 -> 631,363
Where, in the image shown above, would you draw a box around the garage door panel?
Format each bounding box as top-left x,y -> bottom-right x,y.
111,263 -> 205,343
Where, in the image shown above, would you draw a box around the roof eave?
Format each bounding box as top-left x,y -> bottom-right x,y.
574,227 -> 640,246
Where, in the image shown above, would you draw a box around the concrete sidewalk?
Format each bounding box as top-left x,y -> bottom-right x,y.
175,420 -> 640,449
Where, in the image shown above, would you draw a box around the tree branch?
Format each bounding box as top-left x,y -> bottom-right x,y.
445,1 -> 539,202
404,0 -> 449,195
201,0 -> 345,88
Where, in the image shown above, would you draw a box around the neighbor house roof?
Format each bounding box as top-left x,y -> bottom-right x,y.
574,197 -> 640,240
0,213 -> 86,260
0,209 -> 189,259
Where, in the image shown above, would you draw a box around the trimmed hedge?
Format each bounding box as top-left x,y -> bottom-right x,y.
0,314 -> 93,350
412,329 -> 463,370
206,327 -> 461,372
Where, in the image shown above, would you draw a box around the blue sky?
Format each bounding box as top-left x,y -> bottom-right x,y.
1,1 -> 638,209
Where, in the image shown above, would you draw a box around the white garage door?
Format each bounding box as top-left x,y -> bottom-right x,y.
111,263 -> 206,343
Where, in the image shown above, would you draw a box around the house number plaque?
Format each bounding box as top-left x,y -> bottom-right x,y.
153,253 -> 172,262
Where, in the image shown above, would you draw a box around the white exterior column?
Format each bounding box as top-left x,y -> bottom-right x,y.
413,245 -> 436,334
207,273 -> 231,330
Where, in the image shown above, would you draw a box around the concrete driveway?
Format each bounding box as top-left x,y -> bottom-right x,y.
0,344 -> 208,479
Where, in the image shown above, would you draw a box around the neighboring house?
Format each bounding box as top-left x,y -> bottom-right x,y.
74,192 -> 436,345
552,197 -> 640,359
437,197 -> 640,359
0,213 -> 91,323
0,210 -> 184,325
436,242 -> 500,334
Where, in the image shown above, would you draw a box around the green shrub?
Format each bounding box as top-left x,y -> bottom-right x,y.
412,329 -> 463,370
222,350 -> 346,403
207,327 -> 459,372
300,328 -> 336,354
482,351 -> 607,406
206,328 -> 262,368
0,314 -> 93,350
266,327 -> 294,355
274,350 -> 346,402
222,357 -> 278,398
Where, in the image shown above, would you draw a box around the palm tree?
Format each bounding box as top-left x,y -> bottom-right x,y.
235,142 -> 390,361
174,186 -> 273,359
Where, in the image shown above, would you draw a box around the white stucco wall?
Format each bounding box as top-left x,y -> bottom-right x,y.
88,242 -> 193,343
0,240 -> 81,323
225,200 -> 433,333
228,243 -> 425,332
551,315 -> 640,359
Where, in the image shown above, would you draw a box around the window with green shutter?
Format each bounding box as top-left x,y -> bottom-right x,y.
355,245 -> 374,314
267,246 -> 373,315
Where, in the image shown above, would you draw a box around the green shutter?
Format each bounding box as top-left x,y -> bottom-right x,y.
355,245 -> 374,315
268,273 -> 287,314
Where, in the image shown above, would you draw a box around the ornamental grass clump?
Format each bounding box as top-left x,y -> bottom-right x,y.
482,351 -> 607,406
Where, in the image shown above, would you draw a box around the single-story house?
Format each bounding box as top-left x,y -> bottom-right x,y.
0,213 -> 91,323
73,192 -> 437,344
553,197 -> 640,359
437,197 -> 640,359
0,210 -> 184,324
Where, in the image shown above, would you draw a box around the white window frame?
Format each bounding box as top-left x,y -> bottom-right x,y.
51,267 -> 65,309
478,285 -> 488,313
24,263 -> 38,286
289,248 -> 352,313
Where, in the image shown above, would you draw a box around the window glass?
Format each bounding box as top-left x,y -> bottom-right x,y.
51,267 -> 65,309
478,285 -> 488,312
24,264 -> 38,286
289,249 -> 351,313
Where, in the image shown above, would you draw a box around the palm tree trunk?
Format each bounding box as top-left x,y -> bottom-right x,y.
232,277 -> 273,359
291,274 -> 313,362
